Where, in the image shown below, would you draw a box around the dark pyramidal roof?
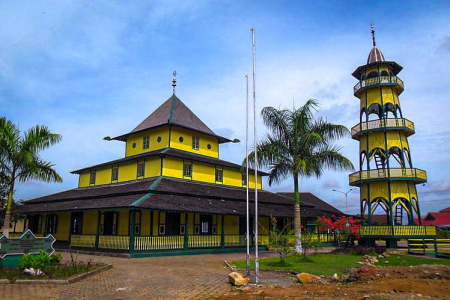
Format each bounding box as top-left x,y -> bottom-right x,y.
112,94 -> 231,143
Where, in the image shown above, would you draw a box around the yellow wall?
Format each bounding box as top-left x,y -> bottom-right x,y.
83,211 -> 98,234
117,210 -> 129,235
140,210 -> 151,236
360,132 -> 410,154
224,215 -> 239,234
53,212 -> 70,241
170,127 -> 219,158
125,127 -> 169,157
193,161 -> 215,183
79,173 -> 90,187
78,157 -> 162,188
118,161 -> 138,182
163,157 -> 183,178
162,156 -> 262,189
95,168 -> 111,185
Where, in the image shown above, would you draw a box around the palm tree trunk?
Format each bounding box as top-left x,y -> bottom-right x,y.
293,175 -> 302,253
2,189 -> 13,238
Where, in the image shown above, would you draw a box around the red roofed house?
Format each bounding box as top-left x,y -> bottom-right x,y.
415,207 -> 450,229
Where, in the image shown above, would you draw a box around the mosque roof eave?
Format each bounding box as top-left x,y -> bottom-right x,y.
352,60 -> 403,79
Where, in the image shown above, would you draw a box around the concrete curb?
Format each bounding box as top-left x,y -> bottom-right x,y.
6,264 -> 112,284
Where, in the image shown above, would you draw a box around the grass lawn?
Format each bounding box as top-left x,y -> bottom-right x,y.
232,253 -> 450,276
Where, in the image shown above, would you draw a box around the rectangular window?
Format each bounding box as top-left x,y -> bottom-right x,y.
45,214 -> 58,234
100,211 -> 118,235
89,172 -> 96,185
137,162 -> 145,177
111,167 -> 119,181
29,215 -> 42,234
215,169 -> 223,182
192,136 -> 199,150
242,174 -> 247,186
183,162 -> 192,177
200,214 -> 213,235
165,212 -> 181,235
143,136 -> 150,150
133,211 -> 141,236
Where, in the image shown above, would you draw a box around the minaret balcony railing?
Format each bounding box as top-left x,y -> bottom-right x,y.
354,76 -> 404,96
349,168 -> 427,186
351,118 -> 415,139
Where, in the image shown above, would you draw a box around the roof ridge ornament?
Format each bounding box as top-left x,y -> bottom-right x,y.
172,71 -> 177,95
370,22 -> 376,47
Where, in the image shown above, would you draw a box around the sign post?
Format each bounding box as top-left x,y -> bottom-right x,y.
0,230 -> 56,268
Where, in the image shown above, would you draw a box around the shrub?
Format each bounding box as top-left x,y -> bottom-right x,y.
316,215 -> 362,248
18,250 -> 59,271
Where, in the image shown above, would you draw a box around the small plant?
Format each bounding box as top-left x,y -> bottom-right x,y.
268,217 -> 296,263
18,250 -> 60,271
300,232 -> 322,257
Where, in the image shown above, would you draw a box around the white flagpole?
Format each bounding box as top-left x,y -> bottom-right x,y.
245,74 -> 250,276
251,27 -> 259,284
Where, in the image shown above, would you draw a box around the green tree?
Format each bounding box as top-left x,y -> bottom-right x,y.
245,100 -> 354,253
0,117 -> 62,237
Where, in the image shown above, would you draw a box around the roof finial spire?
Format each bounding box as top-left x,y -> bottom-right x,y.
172,71 -> 177,95
370,22 -> 376,47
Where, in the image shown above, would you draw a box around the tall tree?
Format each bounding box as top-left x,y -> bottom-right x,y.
245,99 -> 354,253
0,117 -> 62,237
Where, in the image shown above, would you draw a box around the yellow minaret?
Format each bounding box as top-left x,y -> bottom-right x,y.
349,25 -> 427,226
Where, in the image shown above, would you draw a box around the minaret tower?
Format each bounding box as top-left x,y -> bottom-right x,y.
349,25 -> 427,226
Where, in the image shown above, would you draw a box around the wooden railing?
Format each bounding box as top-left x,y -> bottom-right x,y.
224,234 -> 247,247
351,118 -> 414,138
68,234 -> 270,252
98,235 -> 130,250
408,238 -> 450,257
349,168 -> 427,185
70,234 -> 96,248
188,235 -> 221,248
354,75 -> 404,94
361,226 -> 436,237
135,235 -> 184,251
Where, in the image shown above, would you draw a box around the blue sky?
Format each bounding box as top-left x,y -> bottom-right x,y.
1,1 -> 449,217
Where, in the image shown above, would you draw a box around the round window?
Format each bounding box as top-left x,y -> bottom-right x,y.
207,144 -> 211,149
179,137 -> 184,143
157,136 -> 162,143
132,143 -> 136,148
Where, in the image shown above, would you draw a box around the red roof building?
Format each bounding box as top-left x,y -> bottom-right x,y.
415,207 -> 450,228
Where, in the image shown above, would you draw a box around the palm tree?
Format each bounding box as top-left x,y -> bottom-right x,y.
0,117 -> 63,237
245,99 -> 354,253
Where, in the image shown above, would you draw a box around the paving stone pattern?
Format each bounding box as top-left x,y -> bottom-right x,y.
1,252 -> 286,299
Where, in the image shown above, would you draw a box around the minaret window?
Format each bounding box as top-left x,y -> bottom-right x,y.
143,136 -> 150,149
192,136 -> 199,150
89,172 -> 96,185
137,162 -> 145,177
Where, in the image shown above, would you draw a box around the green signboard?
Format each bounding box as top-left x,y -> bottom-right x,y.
0,229 -> 56,259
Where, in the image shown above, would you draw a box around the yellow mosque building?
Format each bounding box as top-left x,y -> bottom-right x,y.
19,81 -> 342,255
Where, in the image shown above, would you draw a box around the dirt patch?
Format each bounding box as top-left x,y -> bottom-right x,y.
218,265 -> 450,299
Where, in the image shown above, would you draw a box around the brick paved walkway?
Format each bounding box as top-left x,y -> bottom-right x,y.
1,251 -> 292,299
